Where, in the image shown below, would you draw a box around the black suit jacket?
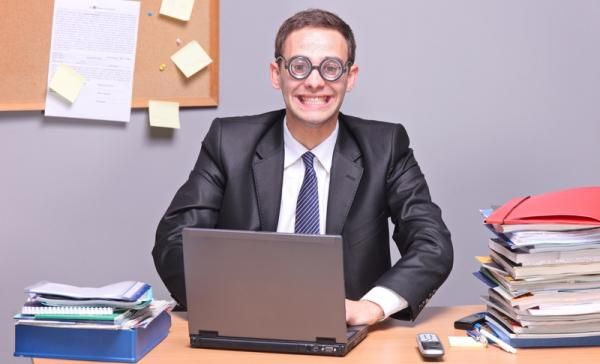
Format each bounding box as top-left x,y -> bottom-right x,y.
153,109 -> 453,320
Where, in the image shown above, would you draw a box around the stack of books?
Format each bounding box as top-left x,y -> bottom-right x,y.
14,281 -> 175,362
475,186 -> 600,347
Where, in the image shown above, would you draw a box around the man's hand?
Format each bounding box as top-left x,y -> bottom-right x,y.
345,299 -> 384,326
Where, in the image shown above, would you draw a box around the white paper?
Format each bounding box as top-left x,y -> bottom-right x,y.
44,0 -> 140,122
448,336 -> 486,348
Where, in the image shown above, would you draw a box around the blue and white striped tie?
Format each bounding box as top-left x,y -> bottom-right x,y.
295,152 -> 320,234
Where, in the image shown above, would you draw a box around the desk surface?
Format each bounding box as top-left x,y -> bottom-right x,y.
35,305 -> 600,364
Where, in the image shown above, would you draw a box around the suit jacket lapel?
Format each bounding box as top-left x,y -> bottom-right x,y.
326,116 -> 363,235
252,112 -> 285,232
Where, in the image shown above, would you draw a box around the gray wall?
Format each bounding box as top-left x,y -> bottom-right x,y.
2,1 -> 599,362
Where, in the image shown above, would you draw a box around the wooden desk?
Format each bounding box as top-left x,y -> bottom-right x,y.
35,305 -> 600,364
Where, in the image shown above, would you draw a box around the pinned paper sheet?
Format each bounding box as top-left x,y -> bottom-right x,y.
171,40 -> 212,78
49,64 -> 86,103
159,0 -> 195,21
149,100 -> 180,129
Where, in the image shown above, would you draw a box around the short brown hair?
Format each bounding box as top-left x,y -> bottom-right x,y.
274,9 -> 356,64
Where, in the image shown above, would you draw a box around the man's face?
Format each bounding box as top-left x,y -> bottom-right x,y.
270,27 -> 358,130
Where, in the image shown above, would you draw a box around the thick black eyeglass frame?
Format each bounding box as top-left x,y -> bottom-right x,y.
276,55 -> 352,82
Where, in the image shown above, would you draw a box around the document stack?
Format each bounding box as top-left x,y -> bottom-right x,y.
14,281 -> 175,362
475,186 -> 600,347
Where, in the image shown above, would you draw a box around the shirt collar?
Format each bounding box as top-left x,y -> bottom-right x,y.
283,118 -> 338,173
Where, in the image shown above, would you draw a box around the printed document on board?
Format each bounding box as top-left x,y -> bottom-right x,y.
44,0 -> 140,122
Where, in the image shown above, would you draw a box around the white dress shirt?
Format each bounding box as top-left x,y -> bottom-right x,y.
276,118 -> 408,319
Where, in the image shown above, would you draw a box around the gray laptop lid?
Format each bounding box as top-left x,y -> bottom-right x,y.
182,228 -> 348,344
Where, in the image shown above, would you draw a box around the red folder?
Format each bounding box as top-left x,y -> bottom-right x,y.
485,186 -> 600,226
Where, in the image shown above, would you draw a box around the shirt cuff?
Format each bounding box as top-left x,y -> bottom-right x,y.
361,286 -> 409,320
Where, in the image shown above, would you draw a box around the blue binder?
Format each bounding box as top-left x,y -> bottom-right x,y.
14,311 -> 171,363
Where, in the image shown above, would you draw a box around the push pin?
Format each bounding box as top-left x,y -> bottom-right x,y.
159,63 -> 166,71
176,38 -> 182,46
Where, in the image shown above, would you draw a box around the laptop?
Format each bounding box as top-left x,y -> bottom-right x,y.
182,228 -> 368,356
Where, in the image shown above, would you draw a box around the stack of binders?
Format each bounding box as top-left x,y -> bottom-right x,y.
14,281 -> 174,362
475,186 -> 600,347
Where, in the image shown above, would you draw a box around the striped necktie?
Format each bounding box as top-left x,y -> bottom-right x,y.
295,152 -> 320,234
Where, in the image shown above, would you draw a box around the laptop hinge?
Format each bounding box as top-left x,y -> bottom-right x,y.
198,330 -> 219,338
316,337 -> 337,344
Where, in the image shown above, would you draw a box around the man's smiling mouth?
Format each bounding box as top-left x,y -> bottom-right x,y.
297,96 -> 331,105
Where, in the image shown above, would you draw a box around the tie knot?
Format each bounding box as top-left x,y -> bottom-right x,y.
301,152 -> 315,169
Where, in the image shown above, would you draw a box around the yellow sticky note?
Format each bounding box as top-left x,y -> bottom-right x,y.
49,64 -> 86,103
159,0 -> 195,21
171,40 -> 212,78
475,256 -> 492,264
149,100 -> 180,129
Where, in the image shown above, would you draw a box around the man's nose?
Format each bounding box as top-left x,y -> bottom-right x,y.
303,68 -> 325,89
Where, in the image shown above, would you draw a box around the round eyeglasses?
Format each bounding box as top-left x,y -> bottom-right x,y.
277,55 -> 351,82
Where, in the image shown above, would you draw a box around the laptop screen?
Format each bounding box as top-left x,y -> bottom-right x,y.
182,228 -> 349,344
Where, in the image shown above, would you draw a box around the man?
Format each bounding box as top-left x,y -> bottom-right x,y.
153,9 -> 453,325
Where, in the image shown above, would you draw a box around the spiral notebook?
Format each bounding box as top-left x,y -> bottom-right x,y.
22,305 -> 114,316
19,303 -> 134,323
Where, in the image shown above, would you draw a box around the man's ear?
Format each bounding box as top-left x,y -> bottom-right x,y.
346,64 -> 359,92
270,61 -> 282,89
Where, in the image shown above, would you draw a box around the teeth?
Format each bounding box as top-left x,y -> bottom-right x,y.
300,96 -> 328,104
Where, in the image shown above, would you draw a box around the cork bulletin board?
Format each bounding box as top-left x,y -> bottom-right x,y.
0,0 -> 219,111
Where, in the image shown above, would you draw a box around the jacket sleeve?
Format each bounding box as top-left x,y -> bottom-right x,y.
378,123 -> 453,320
152,118 -> 226,308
